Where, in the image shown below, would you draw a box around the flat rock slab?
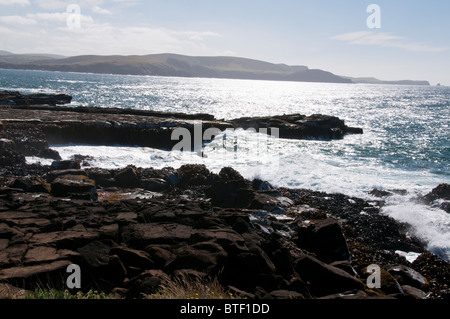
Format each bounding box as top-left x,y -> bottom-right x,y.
0,260 -> 71,281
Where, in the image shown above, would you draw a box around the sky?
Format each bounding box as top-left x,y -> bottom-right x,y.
0,0 -> 449,85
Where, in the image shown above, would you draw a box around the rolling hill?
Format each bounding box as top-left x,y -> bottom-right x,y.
0,52 -> 429,85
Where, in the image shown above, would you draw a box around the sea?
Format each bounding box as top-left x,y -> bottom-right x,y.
1,68 -> 449,261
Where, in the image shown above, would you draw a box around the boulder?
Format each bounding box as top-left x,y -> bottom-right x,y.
386,264 -> 429,290
37,148 -> 61,160
167,241 -> 228,275
400,285 -> 428,299
422,184 -> 450,204
125,269 -> 170,298
77,240 -> 127,287
109,245 -> 155,275
141,178 -> 169,192
205,179 -> 249,208
270,289 -> 304,299
11,177 -> 51,194
177,164 -> 215,187
369,189 -> 393,198
86,168 -> 115,187
114,166 -> 140,188
46,169 -> 88,183
294,253 -> 364,297
0,260 -> 72,290
51,174 -> 97,200
293,217 -> 350,264
160,167 -> 180,186
50,160 -> 81,170
360,265 -> 404,295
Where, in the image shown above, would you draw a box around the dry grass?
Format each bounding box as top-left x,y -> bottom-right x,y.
144,275 -> 244,300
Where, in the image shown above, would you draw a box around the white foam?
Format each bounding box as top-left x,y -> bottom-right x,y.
382,200 -> 450,261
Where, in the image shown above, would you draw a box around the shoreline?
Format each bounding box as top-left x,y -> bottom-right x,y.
1,92 -> 449,299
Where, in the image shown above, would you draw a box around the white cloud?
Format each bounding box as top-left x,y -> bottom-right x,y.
34,0 -> 68,10
35,0 -> 108,10
0,15 -> 37,25
92,6 -> 112,15
25,12 -> 94,24
332,31 -> 447,53
0,0 -> 29,6
0,13 -> 222,57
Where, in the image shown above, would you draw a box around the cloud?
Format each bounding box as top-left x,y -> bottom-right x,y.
0,15 -> 37,25
0,13 -> 222,56
92,6 -> 112,15
331,31 -> 447,53
25,12 -> 94,24
0,0 -> 29,6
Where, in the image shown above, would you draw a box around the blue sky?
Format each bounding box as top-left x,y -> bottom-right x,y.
0,0 -> 449,84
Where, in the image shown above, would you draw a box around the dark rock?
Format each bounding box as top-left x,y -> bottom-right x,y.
145,245 -> 173,269
51,160 -> 81,171
252,179 -> 275,191
160,167 -> 180,186
37,148 -> 61,160
51,174 -> 96,200
218,166 -> 244,181
428,184 -> 450,200
440,202 -> 450,214
318,290 -> 381,299
85,168 -> 114,187
11,177 -> 51,193
294,253 -> 364,297
122,223 -> 194,248
400,285 -> 428,299
359,265 -> 403,295
29,229 -> 100,249
141,178 -> 169,192
412,252 -> 450,299
114,166 -> 140,188
294,217 -> 350,264
177,164 -> 215,187
329,260 -> 358,277
369,189 -> 393,198
77,240 -> 111,269
0,91 -> 72,106
46,169 -> 88,183
125,269 -> 170,298
0,260 -> 72,290
422,184 -> 450,204
205,180 -> 248,208
167,241 -> 228,275
270,289 -> 304,299
230,113 -> 363,141
109,245 -> 155,275
386,264 -> 429,290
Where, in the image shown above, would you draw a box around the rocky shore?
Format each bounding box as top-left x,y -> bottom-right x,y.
0,92 -> 449,300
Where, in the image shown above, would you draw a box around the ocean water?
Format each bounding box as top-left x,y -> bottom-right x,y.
1,68 -> 449,261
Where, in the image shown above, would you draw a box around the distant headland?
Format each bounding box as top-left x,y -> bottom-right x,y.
0,50 -> 430,85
